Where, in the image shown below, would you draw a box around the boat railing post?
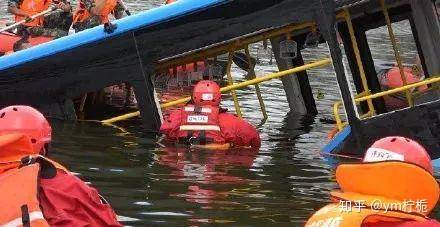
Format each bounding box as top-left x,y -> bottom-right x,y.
244,45 -> 267,126
343,8 -> 376,116
315,0 -> 365,151
226,51 -> 243,117
380,0 -> 414,107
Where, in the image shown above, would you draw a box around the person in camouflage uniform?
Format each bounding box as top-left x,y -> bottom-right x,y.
8,0 -> 72,38
72,0 -> 124,33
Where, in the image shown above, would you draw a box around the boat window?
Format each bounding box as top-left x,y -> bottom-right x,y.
74,83 -> 137,121
365,19 -> 427,112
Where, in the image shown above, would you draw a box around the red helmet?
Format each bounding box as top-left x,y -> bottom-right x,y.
0,106 -> 52,154
363,136 -> 433,174
192,80 -> 221,106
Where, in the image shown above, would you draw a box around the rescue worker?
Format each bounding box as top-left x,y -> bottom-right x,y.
0,105 -> 122,226
8,0 -> 73,38
160,80 -> 261,149
306,136 -> 440,227
72,0 -> 125,33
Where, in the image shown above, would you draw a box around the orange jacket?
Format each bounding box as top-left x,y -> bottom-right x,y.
0,161 -> 50,226
15,0 -> 52,27
73,0 -> 117,24
306,203 -> 430,227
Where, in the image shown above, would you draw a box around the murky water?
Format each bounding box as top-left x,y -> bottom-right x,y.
1,1 -> 439,226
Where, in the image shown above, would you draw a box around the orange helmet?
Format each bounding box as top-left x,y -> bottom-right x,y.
192,80 -> 221,106
0,106 -> 52,154
384,67 -> 428,92
363,136 -> 432,174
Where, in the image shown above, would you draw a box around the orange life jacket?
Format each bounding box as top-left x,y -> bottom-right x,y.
73,0 -> 117,25
0,155 -> 69,227
165,0 -> 176,4
15,0 -> 52,27
306,203 -> 428,227
177,105 -> 225,145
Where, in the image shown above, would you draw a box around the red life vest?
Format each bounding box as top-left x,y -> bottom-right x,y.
177,105 -> 225,144
15,0 -> 52,27
0,155 -> 69,227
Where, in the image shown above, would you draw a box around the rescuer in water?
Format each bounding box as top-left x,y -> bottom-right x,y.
72,0 -> 125,33
0,105 -> 122,226
160,80 -> 261,149
306,136 -> 440,227
8,0 -> 73,38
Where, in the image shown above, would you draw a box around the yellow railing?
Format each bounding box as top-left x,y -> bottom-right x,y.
343,8 -> 376,116
226,51 -> 243,117
333,76 -> 440,131
102,58 -> 332,124
380,0 -> 413,106
244,45 -> 268,126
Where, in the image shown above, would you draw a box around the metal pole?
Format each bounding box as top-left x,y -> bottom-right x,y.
380,0 -> 414,106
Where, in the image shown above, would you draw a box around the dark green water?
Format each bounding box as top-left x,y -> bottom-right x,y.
1,0 -> 439,226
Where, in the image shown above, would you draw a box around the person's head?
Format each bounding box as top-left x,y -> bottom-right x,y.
363,136 -> 433,174
192,80 -> 221,107
0,106 -> 52,156
334,136 -> 438,216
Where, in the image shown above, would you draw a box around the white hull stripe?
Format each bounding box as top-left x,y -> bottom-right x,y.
3,211 -> 45,227
180,125 -> 221,131
184,107 -> 212,113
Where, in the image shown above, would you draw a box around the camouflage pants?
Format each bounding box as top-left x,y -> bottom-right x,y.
72,15 -> 101,33
18,11 -> 73,38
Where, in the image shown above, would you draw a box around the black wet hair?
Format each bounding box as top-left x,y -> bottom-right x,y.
13,30 -> 30,52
